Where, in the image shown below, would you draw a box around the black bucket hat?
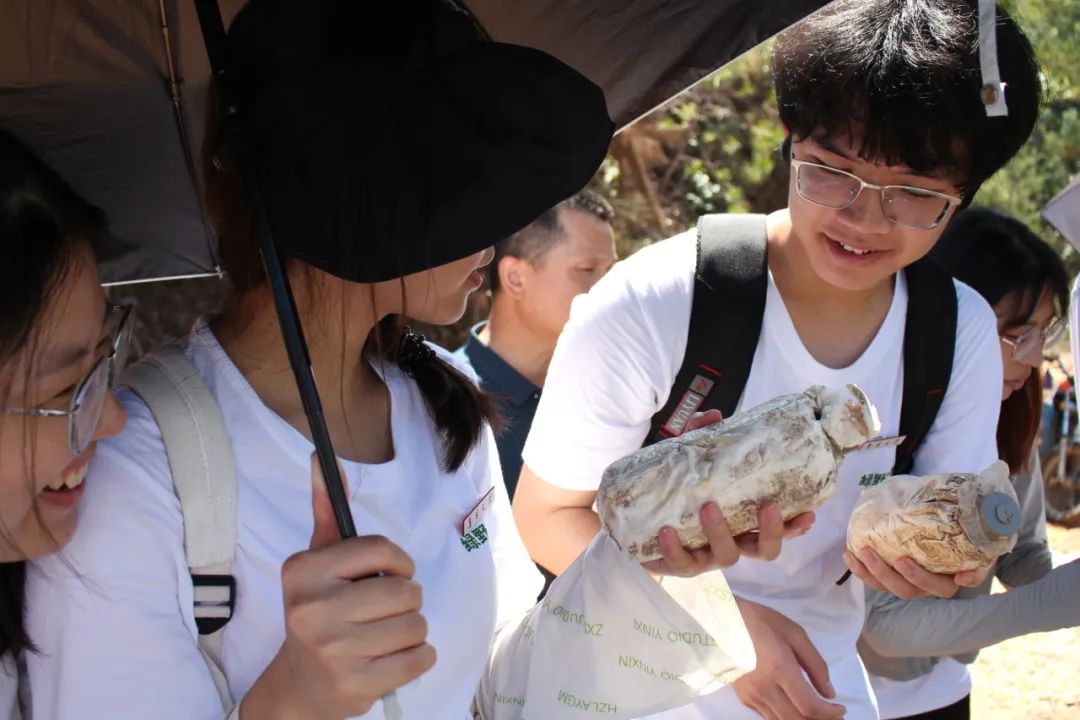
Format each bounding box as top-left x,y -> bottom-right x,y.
222,0 -> 615,283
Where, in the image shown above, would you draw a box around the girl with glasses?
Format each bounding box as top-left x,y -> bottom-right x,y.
0,128 -> 129,718
861,206 -> 1078,720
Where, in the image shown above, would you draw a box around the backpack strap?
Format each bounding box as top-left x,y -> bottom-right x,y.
645,214 -> 768,445
892,258 -> 958,475
121,345 -> 237,709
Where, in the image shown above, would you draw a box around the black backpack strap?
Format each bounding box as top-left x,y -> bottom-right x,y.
892,258 -> 958,475
645,214 -> 768,446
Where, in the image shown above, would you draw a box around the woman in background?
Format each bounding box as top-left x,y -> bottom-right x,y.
862,206 -> 1079,720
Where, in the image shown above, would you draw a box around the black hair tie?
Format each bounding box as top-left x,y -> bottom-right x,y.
398,330 -> 436,377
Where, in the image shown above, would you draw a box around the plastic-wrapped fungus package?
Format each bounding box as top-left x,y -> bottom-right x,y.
597,385 -> 881,563
847,460 -> 1022,574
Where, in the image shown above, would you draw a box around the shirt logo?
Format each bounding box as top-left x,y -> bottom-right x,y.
460,522 -> 489,552
859,473 -> 890,488
460,487 -> 495,553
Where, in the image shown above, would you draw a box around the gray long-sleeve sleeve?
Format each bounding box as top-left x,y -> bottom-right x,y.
862,560 -> 1080,659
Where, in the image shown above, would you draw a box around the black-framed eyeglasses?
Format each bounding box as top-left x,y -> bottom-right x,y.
1000,316 -> 1066,363
0,302 -> 135,454
790,157 -> 963,230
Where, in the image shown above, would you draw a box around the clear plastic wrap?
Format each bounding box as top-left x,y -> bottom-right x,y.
598,385 -> 880,562
847,461 -> 1021,573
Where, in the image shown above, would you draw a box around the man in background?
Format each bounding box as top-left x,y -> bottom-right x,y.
455,189 -> 617,499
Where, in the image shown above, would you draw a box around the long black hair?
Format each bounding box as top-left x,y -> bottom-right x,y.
932,206 -> 1070,473
0,128 -> 108,657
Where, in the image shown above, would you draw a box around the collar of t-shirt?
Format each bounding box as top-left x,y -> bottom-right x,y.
459,322 -> 540,406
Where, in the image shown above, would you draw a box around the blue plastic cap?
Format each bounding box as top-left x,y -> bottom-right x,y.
978,492 -> 1022,538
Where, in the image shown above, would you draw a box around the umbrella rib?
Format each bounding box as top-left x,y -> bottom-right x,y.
102,271 -> 225,288
158,0 -> 223,276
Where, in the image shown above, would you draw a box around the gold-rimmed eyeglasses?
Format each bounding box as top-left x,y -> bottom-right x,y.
790,157 -> 963,230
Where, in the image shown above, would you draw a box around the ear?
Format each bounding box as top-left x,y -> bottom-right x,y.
498,255 -> 529,298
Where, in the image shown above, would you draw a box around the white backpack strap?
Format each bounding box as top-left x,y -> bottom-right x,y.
121,344 -> 238,710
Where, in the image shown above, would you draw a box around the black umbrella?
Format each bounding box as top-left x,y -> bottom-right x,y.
0,0 -> 830,537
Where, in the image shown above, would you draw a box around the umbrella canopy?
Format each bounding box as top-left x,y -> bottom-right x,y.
1,0 -> 832,540
1044,174 -> 1080,253
0,0 -> 238,284
468,0 -> 830,130
0,0 -> 829,285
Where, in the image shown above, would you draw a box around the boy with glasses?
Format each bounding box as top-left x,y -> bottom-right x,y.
512,0 -> 1041,718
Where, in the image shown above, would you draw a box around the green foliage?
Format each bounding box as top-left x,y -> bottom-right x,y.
659,45 -> 786,219
590,44 -> 791,258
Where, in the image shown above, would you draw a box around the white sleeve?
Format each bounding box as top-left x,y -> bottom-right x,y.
437,340 -> 542,622
472,425 -> 544,628
910,281 -> 1003,477
521,232 -> 696,491
25,395 -> 227,720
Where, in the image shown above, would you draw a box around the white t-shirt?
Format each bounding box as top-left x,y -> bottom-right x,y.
870,658 -> 970,719
522,230 -> 1002,719
0,655 -> 19,720
25,322 -> 541,719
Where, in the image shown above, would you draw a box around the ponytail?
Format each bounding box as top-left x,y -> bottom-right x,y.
380,319 -> 501,472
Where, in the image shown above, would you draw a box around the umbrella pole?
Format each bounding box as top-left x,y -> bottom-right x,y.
244,185 -> 359,540
193,0 -> 356,540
